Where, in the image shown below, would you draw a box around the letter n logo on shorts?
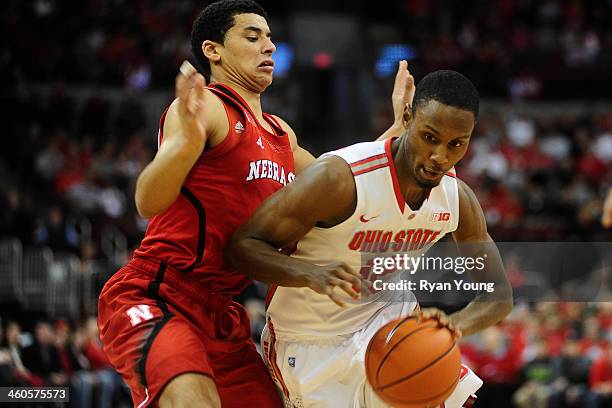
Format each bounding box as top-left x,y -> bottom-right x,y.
126,305 -> 154,327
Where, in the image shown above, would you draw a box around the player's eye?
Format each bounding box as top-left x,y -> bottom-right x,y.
423,133 -> 437,143
450,141 -> 464,148
246,36 -> 258,42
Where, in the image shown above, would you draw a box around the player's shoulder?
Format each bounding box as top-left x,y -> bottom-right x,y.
455,178 -> 477,204
454,177 -> 487,238
326,140 -> 387,166
269,114 -> 298,143
299,154 -> 354,194
268,114 -> 293,133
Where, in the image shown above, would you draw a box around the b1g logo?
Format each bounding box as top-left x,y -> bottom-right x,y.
431,211 -> 451,222
126,305 -> 154,326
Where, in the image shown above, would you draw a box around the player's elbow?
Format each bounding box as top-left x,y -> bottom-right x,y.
135,200 -> 156,219
135,190 -> 166,219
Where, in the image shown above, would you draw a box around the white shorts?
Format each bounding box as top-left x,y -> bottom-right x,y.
261,302 -> 482,408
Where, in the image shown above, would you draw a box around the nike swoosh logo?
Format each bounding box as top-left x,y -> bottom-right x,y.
360,215 -> 376,223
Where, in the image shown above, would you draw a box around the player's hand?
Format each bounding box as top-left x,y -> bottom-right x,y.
391,60 -> 415,126
602,187 -> 612,228
413,307 -> 462,340
176,60 -> 207,151
306,262 -> 362,308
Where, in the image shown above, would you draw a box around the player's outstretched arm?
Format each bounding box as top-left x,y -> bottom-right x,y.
280,61 -> 414,174
376,60 -> 415,141
447,179 -> 513,337
135,61 -> 226,218
226,156 -> 362,307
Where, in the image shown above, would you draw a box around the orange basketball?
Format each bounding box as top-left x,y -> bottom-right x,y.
365,316 -> 461,408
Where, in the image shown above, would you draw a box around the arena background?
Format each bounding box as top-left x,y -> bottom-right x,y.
1,0 -> 611,407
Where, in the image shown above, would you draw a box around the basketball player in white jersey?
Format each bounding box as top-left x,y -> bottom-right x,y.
226,70 -> 513,407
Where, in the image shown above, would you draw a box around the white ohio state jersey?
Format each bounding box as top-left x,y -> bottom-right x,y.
267,138 -> 459,337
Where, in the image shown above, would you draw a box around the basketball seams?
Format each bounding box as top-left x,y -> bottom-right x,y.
374,320 -> 440,385
378,370 -> 460,405
377,340 -> 459,390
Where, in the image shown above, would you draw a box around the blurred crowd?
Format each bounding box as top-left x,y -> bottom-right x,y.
456,111 -> 612,241
462,302 -> 612,408
1,1 -> 611,407
1,92 -> 610,263
1,0 -> 611,97
0,316 -> 130,407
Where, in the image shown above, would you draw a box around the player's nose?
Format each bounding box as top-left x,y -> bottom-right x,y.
430,146 -> 449,166
263,38 -> 276,54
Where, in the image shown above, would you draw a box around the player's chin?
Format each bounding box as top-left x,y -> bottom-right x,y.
254,72 -> 274,89
415,175 -> 442,189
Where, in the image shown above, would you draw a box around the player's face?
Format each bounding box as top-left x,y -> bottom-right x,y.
405,100 -> 475,188
218,13 -> 276,92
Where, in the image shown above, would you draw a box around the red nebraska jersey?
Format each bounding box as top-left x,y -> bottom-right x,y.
133,83 -> 295,295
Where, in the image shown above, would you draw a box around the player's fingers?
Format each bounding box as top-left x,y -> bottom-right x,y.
330,277 -> 360,300
418,308 -> 443,322
446,322 -> 462,340
334,261 -> 360,278
325,286 -> 346,308
392,61 -> 408,97
405,75 -> 415,104
186,75 -> 205,115
176,62 -> 197,113
334,269 -> 361,292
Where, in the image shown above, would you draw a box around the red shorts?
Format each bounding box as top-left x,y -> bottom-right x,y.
98,257 -> 282,408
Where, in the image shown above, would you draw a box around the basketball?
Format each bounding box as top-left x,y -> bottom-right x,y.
365,316 -> 462,408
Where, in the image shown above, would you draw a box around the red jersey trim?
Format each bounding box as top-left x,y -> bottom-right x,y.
267,319 -> 290,398
208,83 -> 285,139
200,86 -> 247,160
446,171 -> 456,178
179,186 -> 206,272
349,153 -> 388,168
265,284 -> 278,310
385,138 -> 406,214
352,162 -> 390,176
262,113 -> 287,138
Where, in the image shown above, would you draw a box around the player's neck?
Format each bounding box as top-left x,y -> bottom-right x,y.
210,75 -> 264,118
391,137 -> 428,204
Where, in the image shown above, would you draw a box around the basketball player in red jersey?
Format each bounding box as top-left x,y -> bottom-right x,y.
97,1 -> 415,407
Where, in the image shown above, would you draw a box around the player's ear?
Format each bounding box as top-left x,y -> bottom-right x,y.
203,40 -> 221,65
402,103 -> 413,128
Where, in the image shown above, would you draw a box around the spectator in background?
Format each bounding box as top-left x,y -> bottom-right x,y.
21,320 -> 67,387
54,320 -> 91,408
580,316 -> 607,361
4,321 -> 32,385
586,343 -> 612,407
461,326 -> 522,408
0,318 -> 19,386
513,339 -> 554,408
550,337 -> 591,408
80,317 -> 121,408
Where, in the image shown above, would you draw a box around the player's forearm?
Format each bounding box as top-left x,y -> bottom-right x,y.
135,141 -> 202,218
226,236 -> 315,287
450,245 -> 513,337
449,292 -> 513,337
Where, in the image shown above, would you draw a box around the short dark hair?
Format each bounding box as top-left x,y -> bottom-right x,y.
191,0 -> 268,81
412,70 -> 479,118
